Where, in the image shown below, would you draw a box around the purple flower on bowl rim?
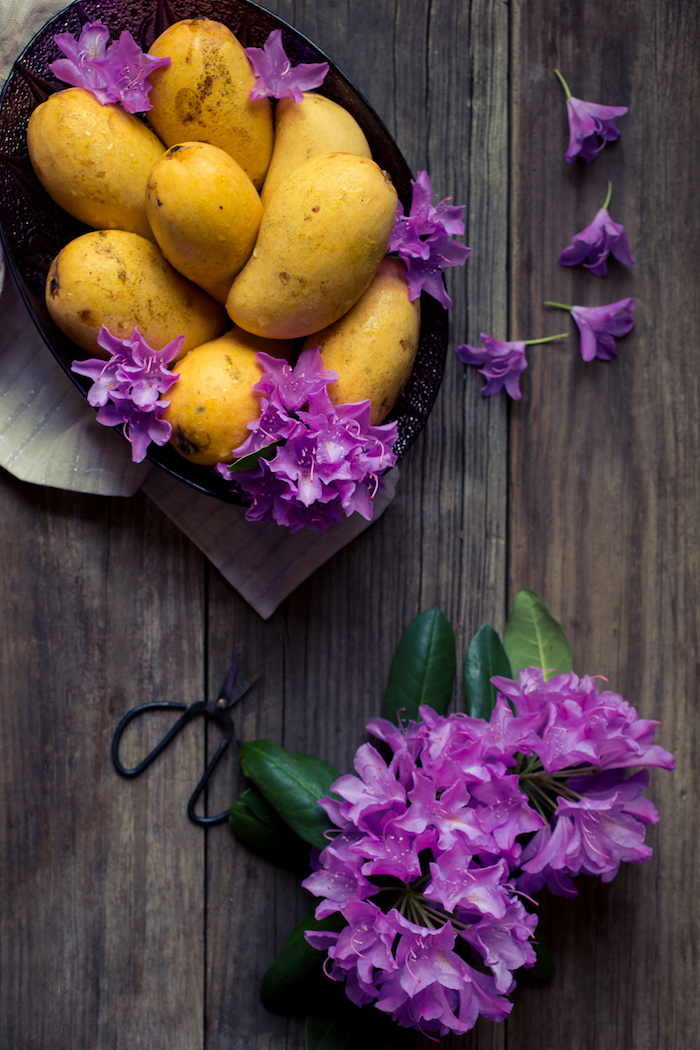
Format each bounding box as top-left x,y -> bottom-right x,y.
387,170 -> 470,308
244,29 -> 329,104
50,21 -> 170,113
71,325 -> 182,462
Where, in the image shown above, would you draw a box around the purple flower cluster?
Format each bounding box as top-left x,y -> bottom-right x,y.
71,326 -> 182,462
51,21 -> 170,113
244,29 -> 329,104
216,348 -> 397,533
388,171 -> 470,309
302,670 -> 673,1036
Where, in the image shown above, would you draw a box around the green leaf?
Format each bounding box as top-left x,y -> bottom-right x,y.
517,936 -> 556,986
305,1015 -> 348,1050
227,440 -> 281,472
261,912 -> 346,1016
503,589 -> 572,681
228,785 -> 312,871
384,608 -> 456,724
238,739 -> 340,849
463,623 -> 513,718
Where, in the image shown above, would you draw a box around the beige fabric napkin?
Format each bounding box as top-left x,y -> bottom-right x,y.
0,1 -> 400,617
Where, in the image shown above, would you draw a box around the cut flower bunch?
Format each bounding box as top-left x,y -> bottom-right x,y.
228,591 -> 673,1047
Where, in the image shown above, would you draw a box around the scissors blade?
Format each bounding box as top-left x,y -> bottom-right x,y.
214,655 -> 261,710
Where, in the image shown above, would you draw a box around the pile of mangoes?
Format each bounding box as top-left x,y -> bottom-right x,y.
27,18 -> 420,466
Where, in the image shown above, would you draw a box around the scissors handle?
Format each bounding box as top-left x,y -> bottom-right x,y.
111,700 -> 235,825
111,701 -> 193,776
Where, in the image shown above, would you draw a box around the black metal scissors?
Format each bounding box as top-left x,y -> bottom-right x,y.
111,655 -> 259,825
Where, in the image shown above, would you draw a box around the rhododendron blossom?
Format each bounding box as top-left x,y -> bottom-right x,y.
554,69 -> 628,164
302,671 -> 673,1035
51,21 -> 170,112
546,299 -> 636,361
216,349 -> 397,532
71,326 -> 182,462
388,171 -> 470,308
559,183 -> 635,277
244,29 -> 329,103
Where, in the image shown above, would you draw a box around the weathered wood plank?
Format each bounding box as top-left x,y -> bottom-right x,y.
0,477 -> 207,1049
508,0 -> 699,1047
203,1 -> 510,1048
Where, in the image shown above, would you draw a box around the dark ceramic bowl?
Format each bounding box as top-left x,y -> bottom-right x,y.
0,0 -> 448,504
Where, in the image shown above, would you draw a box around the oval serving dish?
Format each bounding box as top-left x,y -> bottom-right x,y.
0,0 -> 448,505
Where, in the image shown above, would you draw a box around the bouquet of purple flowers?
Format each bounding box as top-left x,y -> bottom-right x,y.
229,591 -> 673,1048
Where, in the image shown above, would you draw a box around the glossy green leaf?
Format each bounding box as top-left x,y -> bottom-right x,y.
384,608 -> 456,724
228,785 -> 311,871
518,936 -> 556,986
305,1015 -> 349,1050
503,589 -> 573,681
227,440 -> 281,472
261,912 -> 346,1016
463,623 -> 513,718
238,739 -> 340,848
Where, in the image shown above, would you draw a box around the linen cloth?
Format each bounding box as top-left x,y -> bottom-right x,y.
0,0 -> 399,617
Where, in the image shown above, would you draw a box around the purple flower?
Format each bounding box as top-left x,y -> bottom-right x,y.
244,29 -> 329,104
572,299 -> 636,361
545,299 -> 636,361
456,336 -> 528,399
216,348 -> 397,533
302,709 -> 541,1037
301,672 -> 673,1031
51,22 -> 170,113
559,183 -> 635,277
71,326 -> 183,462
388,171 -> 470,308
555,70 -> 628,164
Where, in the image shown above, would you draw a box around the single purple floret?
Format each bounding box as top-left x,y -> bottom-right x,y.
559,207 -> 635,277
388,171 -> 470,307
456,335 -> 528,399
71,326 -> 182,462
570,299 -> 636,361
244,29 -> 329,104
565,96 -> 629,164
51,22 -> 170,112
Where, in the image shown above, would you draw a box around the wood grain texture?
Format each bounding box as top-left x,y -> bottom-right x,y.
2,0 -> 696,1048
508,1 -> 699,1047
203,2 -> 509,1049
0,479 -> 207,1048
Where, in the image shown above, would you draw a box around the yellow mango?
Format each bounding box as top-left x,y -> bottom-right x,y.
163,327 -> 294,465
146,141 -> 263,303
46,230 -> 227,361
147,19 -> 273,190
260,92 -> 372,209
227,153 -> 398,340
27,87 -> 165,240
303,258 -> 420,423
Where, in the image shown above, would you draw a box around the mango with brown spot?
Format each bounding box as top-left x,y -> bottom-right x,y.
45,229 -> 227,360
164,327 -> 294,465
147,19 -> 273,190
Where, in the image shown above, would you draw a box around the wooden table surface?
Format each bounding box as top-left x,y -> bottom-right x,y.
1,1 -> 698,1047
